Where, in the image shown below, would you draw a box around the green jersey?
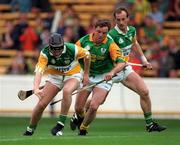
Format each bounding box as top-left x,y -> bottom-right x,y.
108,25 -> 136,61
76,34 -> 124,76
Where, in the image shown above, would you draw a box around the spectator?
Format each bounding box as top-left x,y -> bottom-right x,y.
133,0 -> 151,25
164,0 -> 180,21
7,51 -> 29,74
169,38 -> 180,70
144,40 -> 160,74
63,26 -> 76,43
31,0 -> 52,13
114,0 -> 132,10
13,13 -> 28,50
73,15 -> 87,42
0,0 -> 11,4
19,25 -> 39,51
86,14 -> 99,33
34,17 -> 44,35
33,17 -> 45,50
174,0 -> 180,20
0,21 -> 15,50
26,50 -> 39,74
155,23 -> 170,46
10,0 -> 31,13
158,46 -> 175,77
57,18 -> 66,36
62,4 -> 76,26
139,15 -> 159,44
149,2 -> 164,24
159,0 -> 170,13
39,25 -> 51,49
44,12 -> 54,30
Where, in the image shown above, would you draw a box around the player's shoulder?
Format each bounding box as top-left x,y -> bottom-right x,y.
108,28 -> 117,41
64,42 -> 77,54
108,28 -> 117,35
79,34 -> 90,42
128,26 -> 136,32
65,42 -> 75,48
77,34 -> 91,47
107,36 -> 114,44
41,45 -> 49,56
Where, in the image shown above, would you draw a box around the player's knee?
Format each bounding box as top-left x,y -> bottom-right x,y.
38,101 -> 47,111
63,89 -> 71,97
140,88 -> 149,98
89,103 -> 99,112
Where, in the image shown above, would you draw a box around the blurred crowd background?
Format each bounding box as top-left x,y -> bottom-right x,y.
0,0 -> 179,77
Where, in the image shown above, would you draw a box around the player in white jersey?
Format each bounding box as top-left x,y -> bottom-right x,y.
23,33 -> 91,136
108,7 -> 166,132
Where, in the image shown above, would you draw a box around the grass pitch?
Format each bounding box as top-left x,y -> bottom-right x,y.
0,116 -> 179,145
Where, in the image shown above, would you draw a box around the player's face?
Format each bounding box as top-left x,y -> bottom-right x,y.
49,46 -> 64,58
93,26 -> 108,44
115,11 -> 129,31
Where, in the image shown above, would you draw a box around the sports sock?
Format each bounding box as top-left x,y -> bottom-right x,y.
78,112 -> 85,119
28,124 -> 37,132
144,112 -> 153,126
80,123 -> 89,130
58,114 -> 67,125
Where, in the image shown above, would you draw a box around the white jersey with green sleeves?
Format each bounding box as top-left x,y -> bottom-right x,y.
108,25 -> 136,58
41,42 -> 78,73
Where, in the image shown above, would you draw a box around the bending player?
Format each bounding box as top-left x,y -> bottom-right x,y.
23,33 -> 91,136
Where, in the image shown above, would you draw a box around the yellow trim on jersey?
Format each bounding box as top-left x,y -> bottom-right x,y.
35,45 -> 90,76
123,56 -> 129,62
76,40 -> 81,47
76,45 -> 90,59
35,53 -> 48,74
45,65 -> 81,75
109,42 -> 124,62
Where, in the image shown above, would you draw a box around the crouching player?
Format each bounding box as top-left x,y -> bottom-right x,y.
23,33 -> 91,136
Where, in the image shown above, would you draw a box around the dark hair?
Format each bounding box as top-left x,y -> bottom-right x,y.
113,7 -> 129,18
95,19 -> 111,31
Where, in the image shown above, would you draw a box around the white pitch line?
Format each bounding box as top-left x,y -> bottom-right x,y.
0,135 -> 131,142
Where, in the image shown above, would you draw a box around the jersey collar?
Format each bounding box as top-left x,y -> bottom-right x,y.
115,25 -> 129,35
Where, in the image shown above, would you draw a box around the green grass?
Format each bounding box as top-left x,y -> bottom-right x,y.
0,117 -> 180,145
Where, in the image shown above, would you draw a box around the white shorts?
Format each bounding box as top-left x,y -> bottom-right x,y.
112,65 -> 134,83
86,73 -> 113,91
47,72 -> 83,89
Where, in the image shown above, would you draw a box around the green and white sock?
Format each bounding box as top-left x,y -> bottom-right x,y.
27,124 -> 37,132
57,114 -> 67,126
144,112 -> 153,126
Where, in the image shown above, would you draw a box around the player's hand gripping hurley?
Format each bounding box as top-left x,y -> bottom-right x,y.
49,79 -> 106,105
18,86 -> 44,101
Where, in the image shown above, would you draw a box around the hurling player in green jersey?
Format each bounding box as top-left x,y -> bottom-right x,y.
108,7 -> 166,132
23,33 -> 91,136
70,19 -> 126,135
